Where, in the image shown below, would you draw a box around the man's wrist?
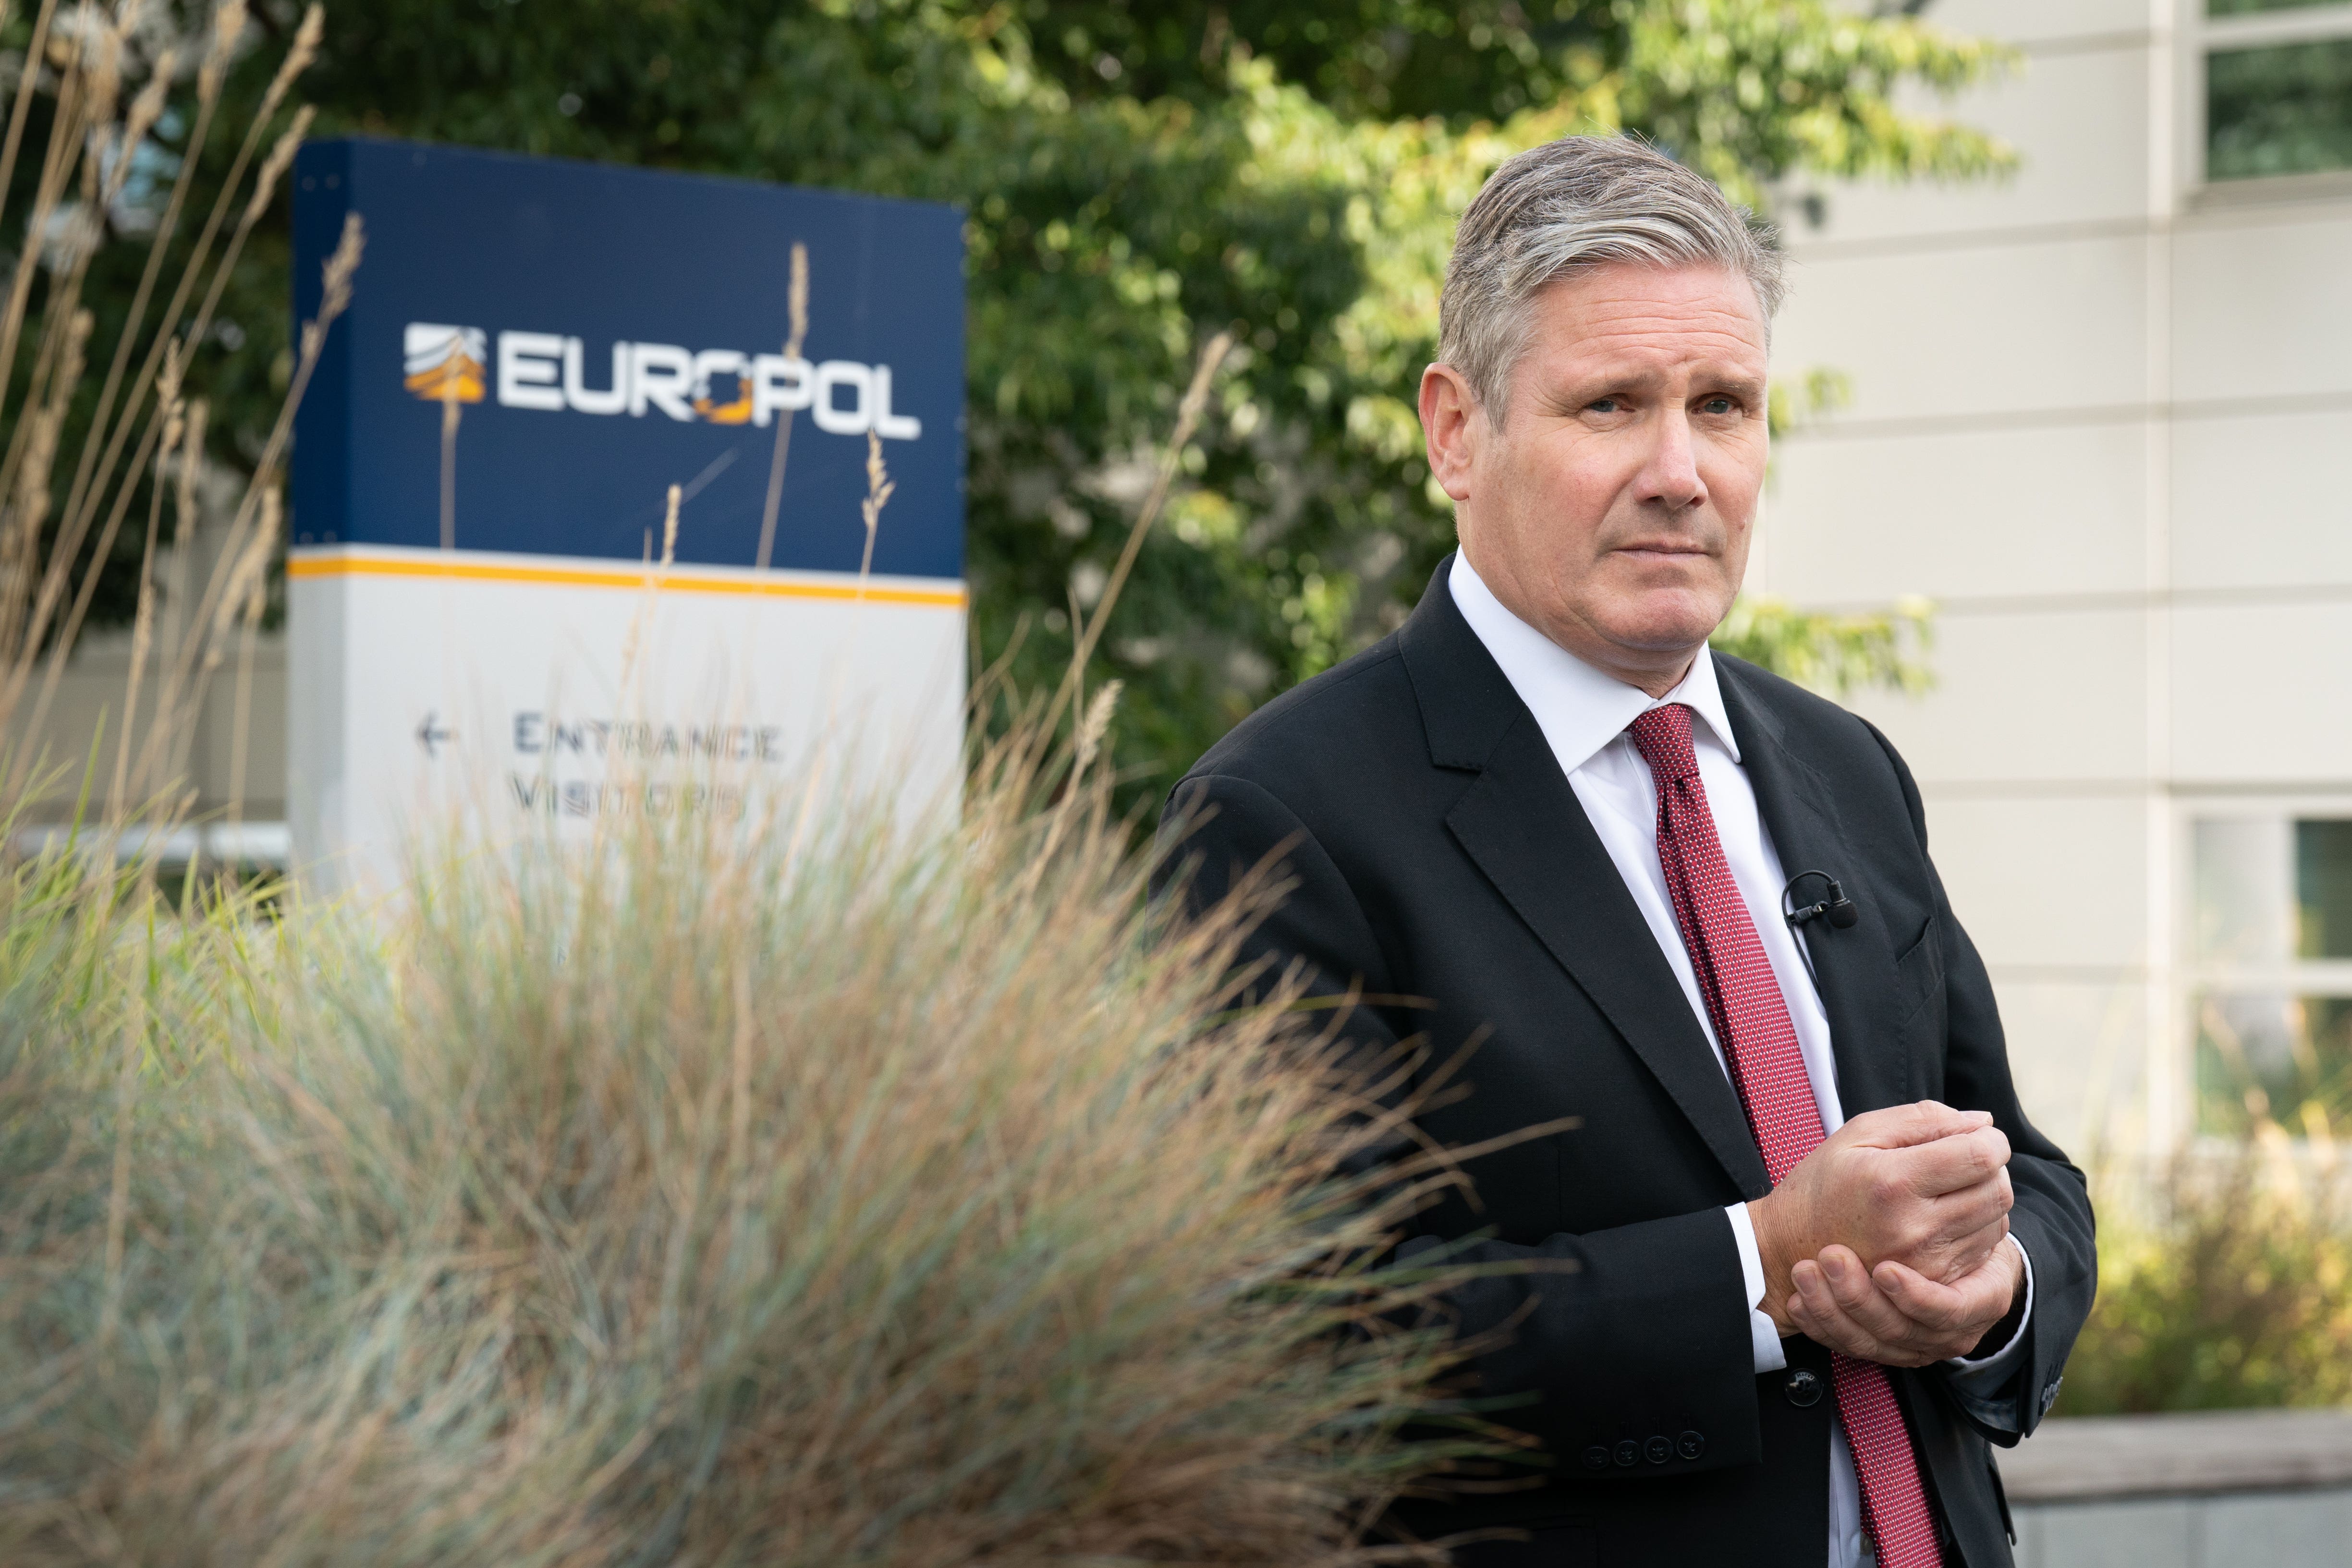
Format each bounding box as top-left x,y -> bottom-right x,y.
1958,1241 -> 2029,1360
1744,1197 -> 1796,1336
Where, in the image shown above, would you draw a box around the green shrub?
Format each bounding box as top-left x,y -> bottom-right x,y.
2057,1136 -> 2352,1416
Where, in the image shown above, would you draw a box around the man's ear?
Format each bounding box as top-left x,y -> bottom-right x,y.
1419,362 -> 1481,503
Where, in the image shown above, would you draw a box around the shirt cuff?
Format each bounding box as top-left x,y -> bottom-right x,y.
1724,1201 -> 1787,1375
1946,1233 -> 2035,1377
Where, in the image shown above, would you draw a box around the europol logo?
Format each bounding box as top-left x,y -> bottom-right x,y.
402,323 -> 487,403
690,358 -> 755,425
400,322 -> 921,439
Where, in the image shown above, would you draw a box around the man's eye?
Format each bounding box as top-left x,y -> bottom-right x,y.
1587,397 -> 1620,413
1701,397 -> 1737,415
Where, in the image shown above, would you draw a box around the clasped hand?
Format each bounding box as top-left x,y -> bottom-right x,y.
1747,1102 -> 2024,1369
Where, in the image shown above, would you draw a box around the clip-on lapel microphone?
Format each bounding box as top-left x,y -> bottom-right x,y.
1780,870 -> 1856,989
1781,870 -> 1858,932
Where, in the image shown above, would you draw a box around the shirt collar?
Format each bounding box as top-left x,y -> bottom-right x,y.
1448,550 -> 1742,773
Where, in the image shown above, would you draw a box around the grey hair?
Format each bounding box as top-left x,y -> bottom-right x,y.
1438,135 -> 1785,424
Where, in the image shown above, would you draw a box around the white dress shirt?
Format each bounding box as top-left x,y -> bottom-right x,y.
1449,553 -> 2031,1568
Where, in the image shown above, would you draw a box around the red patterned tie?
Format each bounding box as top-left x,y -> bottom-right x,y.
1628,703 -> 1943,1568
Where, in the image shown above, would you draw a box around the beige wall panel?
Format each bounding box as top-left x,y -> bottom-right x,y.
2171,603 -> 2352,783
10,636 -> 138,812
1797,44 -> 2151,246
1765,420 -> 2149,605
2173,211 -> 2352,403
4,632 -> 288,817
2172,408 -> 2352,591
190,660 -> 288,819
1918,0 -> 2154,46
1842,608 -> 2149,785
1774,236 -> 2151,424
1984,976 -> 2149,1165
1920,794 -> 2150,970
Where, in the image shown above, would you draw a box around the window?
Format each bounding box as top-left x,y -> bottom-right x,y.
2188,813 -> 2352,1135
2300,819 -> 2352,957
2198,1 -> 2352,183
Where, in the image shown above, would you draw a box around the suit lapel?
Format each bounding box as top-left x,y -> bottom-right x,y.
1445,718 -> 1772,1196
1716,663 -> 1905,1118
1399,564 -> 1767,1196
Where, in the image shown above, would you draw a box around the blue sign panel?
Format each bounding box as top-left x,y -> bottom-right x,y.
291,138 -> 964,580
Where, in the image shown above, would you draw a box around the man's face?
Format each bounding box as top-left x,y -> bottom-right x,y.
1422,262 -> 1771,692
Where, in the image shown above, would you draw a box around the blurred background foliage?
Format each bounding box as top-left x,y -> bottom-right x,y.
2060,1138 -> 2352,1416
13,0 -> 2013,806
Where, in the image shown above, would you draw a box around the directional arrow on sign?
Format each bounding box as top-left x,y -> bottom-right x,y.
415,712 -> 455,759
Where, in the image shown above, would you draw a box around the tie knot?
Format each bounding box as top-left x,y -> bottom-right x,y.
1629,702 -> 1699,782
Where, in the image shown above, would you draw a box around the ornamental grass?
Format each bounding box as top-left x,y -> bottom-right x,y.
0,727 -> 1499,1564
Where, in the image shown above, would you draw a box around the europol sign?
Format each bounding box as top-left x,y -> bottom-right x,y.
399,320 -> 925,436
289,139 -> 966,889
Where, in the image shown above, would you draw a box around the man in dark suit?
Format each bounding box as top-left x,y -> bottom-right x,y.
1161,136 -> 2094,1567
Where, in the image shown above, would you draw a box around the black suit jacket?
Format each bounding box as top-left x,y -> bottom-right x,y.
1160,561 -> 2095,1568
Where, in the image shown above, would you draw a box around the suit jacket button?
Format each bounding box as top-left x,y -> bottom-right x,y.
1678,1430 -> 1706,1460
1584,1446 -> 1611,1471
1785,1368 -> 1825,1408
1644,1435 -> 1672,1464
1614,1440 -> 1640,1467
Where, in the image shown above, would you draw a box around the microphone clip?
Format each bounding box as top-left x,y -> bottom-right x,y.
1782,870 -> 1858,932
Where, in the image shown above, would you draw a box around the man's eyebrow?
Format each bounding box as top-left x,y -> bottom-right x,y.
1540,362 -> 1668,402
1539,364 -> 1765,405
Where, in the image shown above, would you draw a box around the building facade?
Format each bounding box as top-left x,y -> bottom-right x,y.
1762,0 -> 2352,1154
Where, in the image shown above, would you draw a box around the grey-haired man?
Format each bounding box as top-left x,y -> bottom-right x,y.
1162,136 -> 2092,1566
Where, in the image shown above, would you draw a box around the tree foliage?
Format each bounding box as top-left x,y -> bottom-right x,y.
24,0 -> 2013,802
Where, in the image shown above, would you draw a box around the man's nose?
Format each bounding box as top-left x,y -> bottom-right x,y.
1634,410 -> 1707,513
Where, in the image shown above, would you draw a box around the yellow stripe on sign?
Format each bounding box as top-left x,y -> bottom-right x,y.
285,552 -> 967,609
